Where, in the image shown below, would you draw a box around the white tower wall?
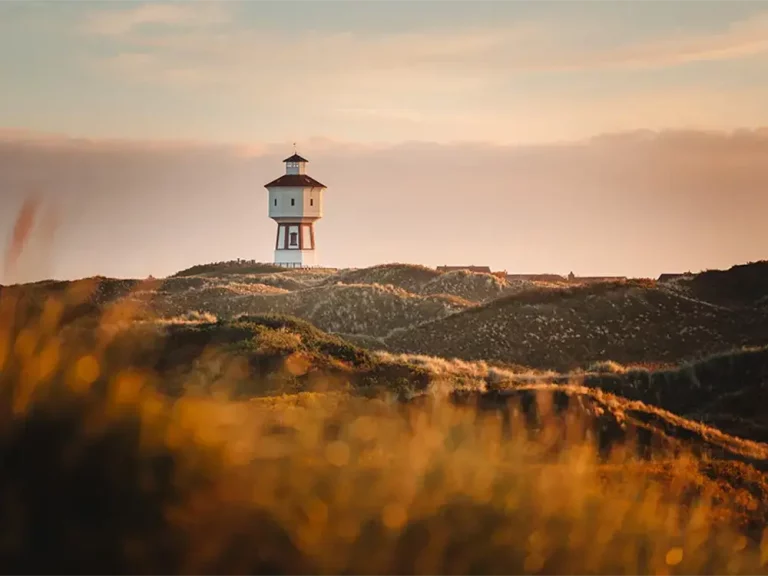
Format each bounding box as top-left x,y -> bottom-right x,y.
274,249 -> 316,267
264,153 -> 327,268
268,187 -> 324,220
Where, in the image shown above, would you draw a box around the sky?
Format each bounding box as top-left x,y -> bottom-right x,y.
1,1 -> 768,282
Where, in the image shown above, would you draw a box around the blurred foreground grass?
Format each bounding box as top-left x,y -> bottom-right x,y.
1,279 -> 768,575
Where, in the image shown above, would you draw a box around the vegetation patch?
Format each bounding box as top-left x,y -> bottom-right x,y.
686,261 -> 768,308
171,260 -> 287,277
385,279 -> 768,370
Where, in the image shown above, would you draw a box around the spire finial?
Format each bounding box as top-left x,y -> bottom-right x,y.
293,142 -> 297,154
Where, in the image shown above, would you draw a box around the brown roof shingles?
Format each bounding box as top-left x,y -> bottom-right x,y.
264,174 -> 326,188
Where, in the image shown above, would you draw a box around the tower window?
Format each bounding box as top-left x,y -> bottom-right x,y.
289,232 -> 298,247
291,198 -> 295,206
274,199 -> 277,206
310,198 -> 314,206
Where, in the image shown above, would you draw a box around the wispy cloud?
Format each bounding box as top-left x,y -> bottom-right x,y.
566,12 -> 768,71
81,5 -> 768,83
3,2 -> 762,145
81,2 -> 230,36
74,4 -> 768,144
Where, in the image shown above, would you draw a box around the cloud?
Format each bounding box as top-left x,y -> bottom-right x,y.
74,5 -> 768,146
564,12 -> 768,71
81,5 -> 768,88
47,17 -> 768,144
88,26 -> 530,88
81,2 -> 230,36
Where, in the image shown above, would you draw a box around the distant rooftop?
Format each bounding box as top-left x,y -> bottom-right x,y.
283,153 -> 308,163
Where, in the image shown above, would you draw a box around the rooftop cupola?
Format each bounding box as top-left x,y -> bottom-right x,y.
284,153 -> 308,175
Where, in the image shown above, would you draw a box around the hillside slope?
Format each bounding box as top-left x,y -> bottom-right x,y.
578,346 -> 768,442
151,282 -> 470,337
384,280 -> 768,370
443,383 -> 768,467
683,261 -> 768,308
436,382 -> 768,536
6,260 -> 768,375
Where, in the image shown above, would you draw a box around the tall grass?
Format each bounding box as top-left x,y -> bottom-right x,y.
0,280 -> 767,575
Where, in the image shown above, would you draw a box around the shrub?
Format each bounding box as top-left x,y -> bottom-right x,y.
254,327 -> 303,354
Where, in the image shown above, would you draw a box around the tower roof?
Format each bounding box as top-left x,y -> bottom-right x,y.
264,174 -> 326,188
283,153 -> 308,163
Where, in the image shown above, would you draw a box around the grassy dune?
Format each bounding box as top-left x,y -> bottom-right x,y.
1,280 -> 768,574
385,279 -> 768,369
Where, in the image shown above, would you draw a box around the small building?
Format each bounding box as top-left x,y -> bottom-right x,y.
264,152 -> 327,268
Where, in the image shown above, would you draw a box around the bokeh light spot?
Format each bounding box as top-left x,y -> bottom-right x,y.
665,547 -> 684,566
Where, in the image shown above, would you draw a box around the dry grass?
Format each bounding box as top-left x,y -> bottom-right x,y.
374,350 -> 558,389
587,359 -> 632,374
148,280 -> 470,338
17,262 -> 768,378
687,261 -> 768,308
151,310 -> 219,325
1,280 -> 768,574
385,279 -> 768,370
328,263 -> 440,294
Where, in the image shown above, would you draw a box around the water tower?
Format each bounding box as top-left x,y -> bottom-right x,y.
264,152 -> 327,268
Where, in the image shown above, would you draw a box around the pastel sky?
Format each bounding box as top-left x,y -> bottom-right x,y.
4,0 -> 768,143
1,1 -> 768,282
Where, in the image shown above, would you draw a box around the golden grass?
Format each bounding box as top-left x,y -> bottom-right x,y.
1,277 -> 768,574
